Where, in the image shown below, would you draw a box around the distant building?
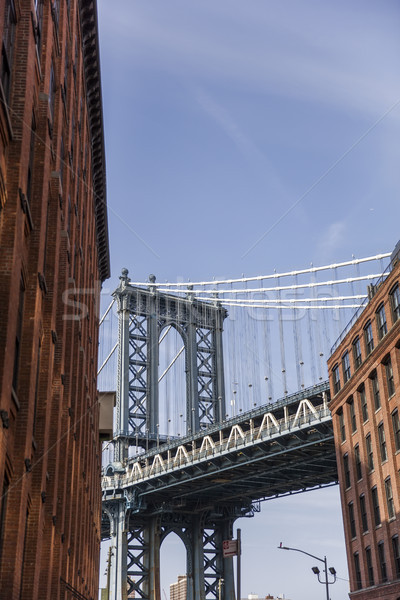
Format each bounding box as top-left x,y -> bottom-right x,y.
241,595 -> 289,600
0,0 -> 109,598
170,575 -> 187,600
328,244 -> 400,599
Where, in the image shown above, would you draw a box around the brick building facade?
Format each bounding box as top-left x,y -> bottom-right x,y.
328,247 -> 400,599
0,0 -> 109,599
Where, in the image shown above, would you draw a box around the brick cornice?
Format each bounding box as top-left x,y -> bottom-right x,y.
78,0 -> 110,282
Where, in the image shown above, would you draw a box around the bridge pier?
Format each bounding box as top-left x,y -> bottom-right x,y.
104,502 -> 237,600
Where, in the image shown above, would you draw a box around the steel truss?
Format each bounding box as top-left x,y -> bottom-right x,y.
113,271 -> 227,463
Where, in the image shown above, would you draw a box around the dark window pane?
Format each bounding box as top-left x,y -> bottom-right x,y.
349,398 -> 357,433
392,536 -> 400,579
333,364 -> 341,394
342,352 -> 351,383
353,336 -> 362,369
376,304 -> 387,340
355,445 -> 362,480
390,284 -> 400,323
385,358 -> 395,397
366,434 -> 374,472
365,546 -> 374,586
354,552 -> 362,590
371,486 -> 381,527
364,321 -> 374,356
378,541 -> 387,583
392,410 -> 400,452
360,494 -> 368,533
371,371 -> 381,410
349,502 -> 356,538
359,385 -> 368,423
385,477 -> 395,519
378,423 -> 387,462
344,453 -> 351,488
339,410 -> 346,443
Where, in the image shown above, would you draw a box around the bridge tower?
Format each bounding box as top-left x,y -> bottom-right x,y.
104,269 -> 238,600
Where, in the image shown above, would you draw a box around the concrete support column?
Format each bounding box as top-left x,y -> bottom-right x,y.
148,290 -> 159,436
215,520 -> 235,600
115,285 -> 130,463
109,500 -> 128,600
188,515 -> 206,600
144,517 -> 161,600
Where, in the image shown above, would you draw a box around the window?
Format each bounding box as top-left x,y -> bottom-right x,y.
376,303 -> 388,340
364,320 -> 374,356
348,397 -> 357,433
365,546 -> 374,586
49,60 -> 56,123
338,410 -> 346,443
392,535 -> 400,579
390,283 -> 400,324
353,552 -> 362,590
378,422 -> 387,462
385,476 -> 395,519
349,501 -> 356,538
52,0 -> 60,27
1,0 -> 17,103
12,275 -> 25,393
353,336 -> 362,369
354,444 -> 362,480
385,356 -> 395,397
392,409 -> 400,452
343,453 -> 351,488
371,486 -> 381,526
26,112 -> 36,203
34,0 -> 43,60
359,385 -> 368,423
332,364 -> 341,394
360,494 -> 368,533
342,351 -> 351,383
371,371 -> 381,410
366,434 -> 374,472
378,541 -> 387,583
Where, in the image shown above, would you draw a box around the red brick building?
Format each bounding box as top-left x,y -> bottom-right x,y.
328,246 -> 400,599
0,0 -> 109,598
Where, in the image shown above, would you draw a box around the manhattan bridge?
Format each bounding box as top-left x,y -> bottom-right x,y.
98,252 -> 390,600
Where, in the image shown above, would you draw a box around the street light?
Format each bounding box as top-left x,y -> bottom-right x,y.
278,543 -> 337,600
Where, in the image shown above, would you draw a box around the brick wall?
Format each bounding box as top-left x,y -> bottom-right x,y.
0,1 -> 109,598
328,259 -> 400,600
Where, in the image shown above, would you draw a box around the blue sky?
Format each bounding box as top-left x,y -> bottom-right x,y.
97,1 -> 400,597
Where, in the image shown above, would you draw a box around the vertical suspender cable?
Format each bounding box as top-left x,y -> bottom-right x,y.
292,273 -> 302,390
276,271 -> 287,395
261,278 -> 273,402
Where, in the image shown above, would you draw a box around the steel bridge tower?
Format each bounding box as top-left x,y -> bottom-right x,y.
104,269 -> 242,600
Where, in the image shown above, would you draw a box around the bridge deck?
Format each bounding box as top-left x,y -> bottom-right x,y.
102,382 -> 338,520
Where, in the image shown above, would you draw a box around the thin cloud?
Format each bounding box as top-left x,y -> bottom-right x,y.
196,88 -> 292,202
99,1 -> 400,121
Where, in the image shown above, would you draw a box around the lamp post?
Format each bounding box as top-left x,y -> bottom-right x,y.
278,543 -> 336,600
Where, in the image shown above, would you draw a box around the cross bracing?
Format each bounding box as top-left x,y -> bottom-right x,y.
102,381 -> 336,519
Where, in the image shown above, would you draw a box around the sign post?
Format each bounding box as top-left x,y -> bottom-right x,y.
222,532 -> 242,600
